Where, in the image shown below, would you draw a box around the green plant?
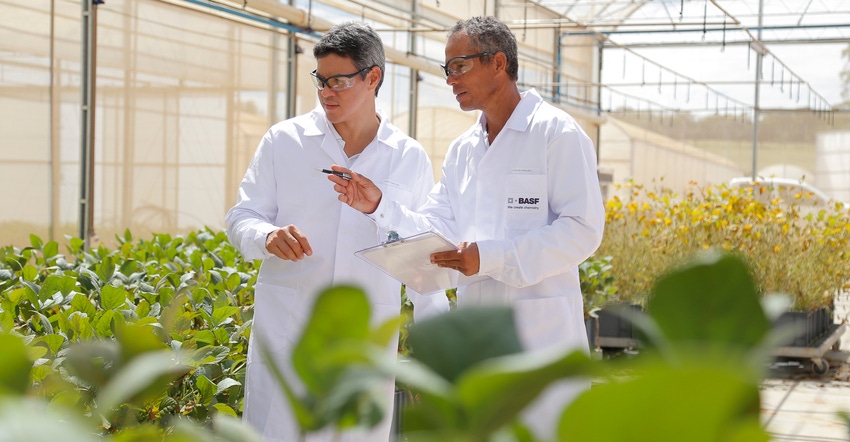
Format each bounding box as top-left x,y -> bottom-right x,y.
261,285 -> 403,439
600,180 -> 850,311
579,255 -> 617,318
0,228 -> 260,437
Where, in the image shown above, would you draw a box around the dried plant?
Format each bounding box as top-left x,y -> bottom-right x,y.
597,180 -> 850,311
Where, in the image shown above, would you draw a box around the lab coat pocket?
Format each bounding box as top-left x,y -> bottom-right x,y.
251,283 -> 304,360
504,174 -> 548,231
382,180 -> 414,207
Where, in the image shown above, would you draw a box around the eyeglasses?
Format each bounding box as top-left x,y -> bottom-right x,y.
310,66 -> 373,92
440,52 -> 494,78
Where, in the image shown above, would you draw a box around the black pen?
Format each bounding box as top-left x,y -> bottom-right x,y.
316,168 -> 351,180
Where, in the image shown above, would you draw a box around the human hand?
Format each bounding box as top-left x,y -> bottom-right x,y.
431,242 -> 480,276
327,164 -> 382,214
266,225 -> 312,261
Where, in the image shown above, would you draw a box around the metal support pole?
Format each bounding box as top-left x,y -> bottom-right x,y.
285,0 -> 298,119
407,0 -> 419,138
751,0 -> 764,179
79,0 -> 102,249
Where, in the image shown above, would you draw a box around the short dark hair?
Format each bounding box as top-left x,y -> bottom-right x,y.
313,21 -> 385,96
449,16 -> 518,81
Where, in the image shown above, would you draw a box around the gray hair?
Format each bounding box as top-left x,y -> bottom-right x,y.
313,21 -> 385,96
449,16 -> 518,81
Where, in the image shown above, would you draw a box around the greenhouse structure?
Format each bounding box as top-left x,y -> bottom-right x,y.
2,0 -> 849,248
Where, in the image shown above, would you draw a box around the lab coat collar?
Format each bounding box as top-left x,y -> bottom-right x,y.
476,88 -> 543,137
302,106 -> 402,154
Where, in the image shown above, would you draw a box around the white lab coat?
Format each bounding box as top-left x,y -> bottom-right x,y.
370,89 -> 605,439
226,107 -> 445,442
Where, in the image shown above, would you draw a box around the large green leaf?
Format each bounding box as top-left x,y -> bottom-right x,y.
0,333 -> 32,395
457,349 -> 595,436
115,323 -> 167,362
292,285 -> 372,395
558,362 -> 767,442
648,250 -> 770,352
101,284 -> 129,310
96,351 -> 190,414
407,306 -> 522,384
0,397 -> 98,442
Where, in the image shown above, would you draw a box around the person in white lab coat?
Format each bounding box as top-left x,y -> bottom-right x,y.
225,21 -> 447,442
327,16 -> 605,439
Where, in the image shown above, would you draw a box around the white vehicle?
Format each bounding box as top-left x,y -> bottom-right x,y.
727,177 -> 838,209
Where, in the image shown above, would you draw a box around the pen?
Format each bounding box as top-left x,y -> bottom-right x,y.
316,168 -> 351,180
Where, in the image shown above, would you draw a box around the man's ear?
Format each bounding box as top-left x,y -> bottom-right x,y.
367,66 -> 381,92
493,52 -> 508,74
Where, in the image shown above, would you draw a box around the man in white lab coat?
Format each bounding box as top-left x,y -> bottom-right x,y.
328,16 -> 605,439
226,21 -> 447,442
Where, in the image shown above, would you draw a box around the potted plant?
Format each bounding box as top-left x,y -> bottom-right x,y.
598,179 -> 850,348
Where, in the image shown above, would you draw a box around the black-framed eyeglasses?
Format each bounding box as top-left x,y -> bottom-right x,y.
310,66 -> 373,92
440,52 -> 494,78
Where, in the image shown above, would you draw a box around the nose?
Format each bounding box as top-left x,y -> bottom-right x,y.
445,74 -> 458,86
319,86 -> 336,98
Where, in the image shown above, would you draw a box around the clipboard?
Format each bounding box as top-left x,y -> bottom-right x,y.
355,231 -> 460,293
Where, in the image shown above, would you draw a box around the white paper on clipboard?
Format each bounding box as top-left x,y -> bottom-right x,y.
355,231 -> 460,294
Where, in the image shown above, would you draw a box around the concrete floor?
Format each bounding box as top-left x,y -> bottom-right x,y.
760,291 -> 850,441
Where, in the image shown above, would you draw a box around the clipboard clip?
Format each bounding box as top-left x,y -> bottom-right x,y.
385,230 -> 401,244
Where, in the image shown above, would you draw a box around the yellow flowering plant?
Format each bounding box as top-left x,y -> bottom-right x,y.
597,180 -> 850,312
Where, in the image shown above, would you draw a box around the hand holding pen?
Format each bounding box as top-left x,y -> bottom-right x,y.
323,164 -> 383,214
316,168 -> 351,180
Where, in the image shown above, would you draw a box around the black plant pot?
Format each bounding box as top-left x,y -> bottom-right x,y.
599,304 -> 643,335
773,308 -> 833,347
391,387 -> 408,441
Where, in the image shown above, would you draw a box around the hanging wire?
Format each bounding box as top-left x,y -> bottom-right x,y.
622,49 -> 627,78
770,58 -> 775,86
680,0 -> 684,20
721,15 -> 726,52
522,1 -> 528,42
702,0 -> 708,40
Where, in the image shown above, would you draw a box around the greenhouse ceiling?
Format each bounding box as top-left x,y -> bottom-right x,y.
529,0 -> 850,114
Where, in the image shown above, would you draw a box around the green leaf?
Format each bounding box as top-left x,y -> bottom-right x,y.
115,323 -> 165,361
70,294 -> 97,318
36,334 -> 66,355
136,299 -> 152,317
215,377 -> 242,395
458,349 -> 595,436
29,234 -> 44,249
196,375 -> 216,406
195,330 -> 216,346
292,285 -> 372,395
95,310 -> 118,338
96,351 -> 190,414
0,397 -> 98,442
211,306 -> 240,327
211,403 -> 238,417
224,272 -> 242,292
22,264 -> 38,282
41,274 -> 77,297
95,257 -> 116,283
68,237 -> 85,255
100,284 -> 128,310
407,306 -> 523,384
558,363 -> 767,442
648,250 -> 771,353
0,333 -> 32,395
43,241 -> 59,259
67,312 -> 94,341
